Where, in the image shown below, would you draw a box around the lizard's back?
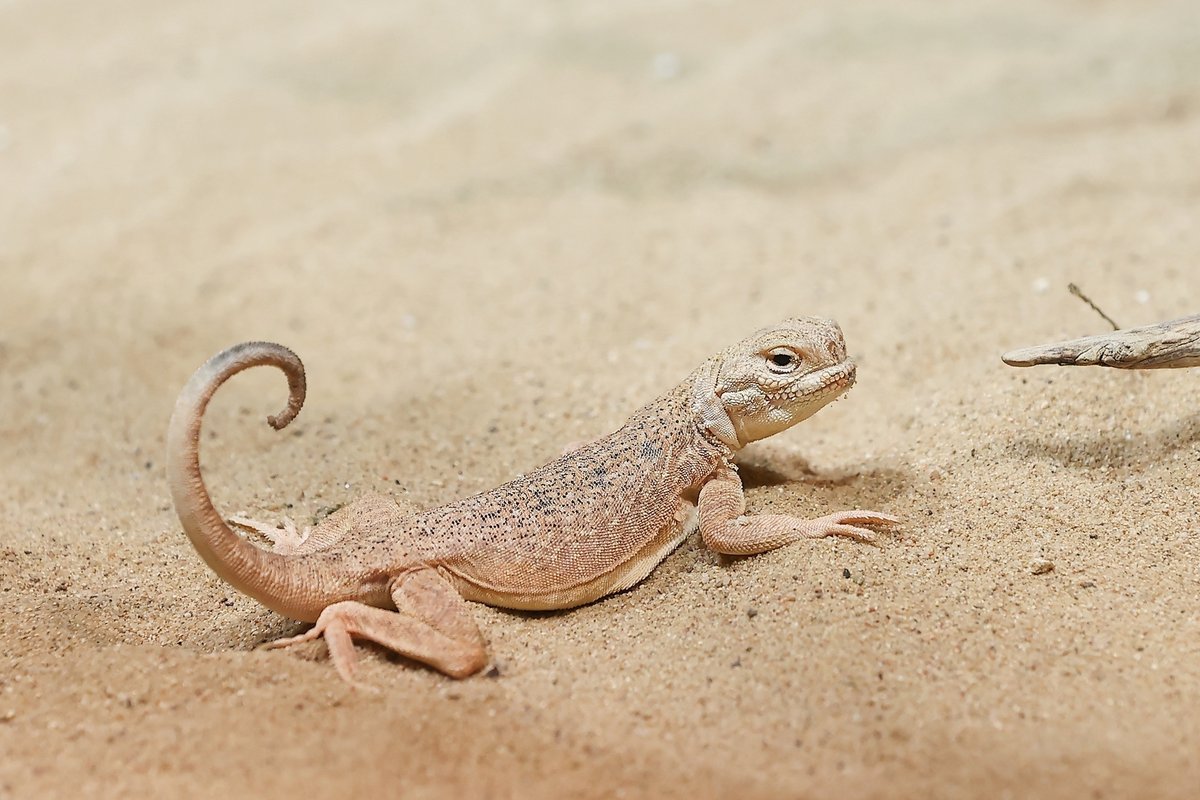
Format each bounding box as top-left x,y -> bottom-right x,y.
408,396 -> 724,609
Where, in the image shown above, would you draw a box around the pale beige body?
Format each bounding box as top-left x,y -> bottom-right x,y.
168,318 -> 897,687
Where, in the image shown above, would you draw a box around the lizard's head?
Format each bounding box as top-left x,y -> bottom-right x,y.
691,317 -> 856,450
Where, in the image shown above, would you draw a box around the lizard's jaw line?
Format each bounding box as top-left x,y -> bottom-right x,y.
773,360 -> 855,403
814,360 -> 855,390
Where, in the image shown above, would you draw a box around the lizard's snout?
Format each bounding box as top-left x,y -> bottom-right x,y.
824,330 -> 848,362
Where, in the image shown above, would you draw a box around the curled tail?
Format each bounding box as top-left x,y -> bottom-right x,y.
166,342 -> 328,622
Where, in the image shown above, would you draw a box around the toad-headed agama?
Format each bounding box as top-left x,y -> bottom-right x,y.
167,318 -> 897,687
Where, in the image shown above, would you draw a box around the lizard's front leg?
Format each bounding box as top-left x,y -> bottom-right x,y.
698,468 -> 898,555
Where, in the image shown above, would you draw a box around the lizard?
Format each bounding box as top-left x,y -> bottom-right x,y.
167,317 -> 898,687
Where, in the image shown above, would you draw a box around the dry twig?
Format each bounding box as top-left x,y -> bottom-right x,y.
1003,314 -> 1200,369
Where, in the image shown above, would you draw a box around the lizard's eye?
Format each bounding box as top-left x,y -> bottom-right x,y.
766,348 -> 800,373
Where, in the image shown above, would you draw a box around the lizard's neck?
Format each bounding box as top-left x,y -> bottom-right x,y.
678,360 -> 742,452
646,376 -> 738,464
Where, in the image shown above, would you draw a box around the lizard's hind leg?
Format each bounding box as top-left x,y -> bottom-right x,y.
231,492 -> 422,556
261,568 -> 487,688
229,515 -> 312,555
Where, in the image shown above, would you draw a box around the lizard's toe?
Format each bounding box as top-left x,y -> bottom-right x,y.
258,626 -> 323,651
229,514 -> 310,555
832,510 -> 900,527
815,523 -> 880,545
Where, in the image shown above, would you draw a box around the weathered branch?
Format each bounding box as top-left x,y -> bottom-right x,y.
1002,314 -> 1200,369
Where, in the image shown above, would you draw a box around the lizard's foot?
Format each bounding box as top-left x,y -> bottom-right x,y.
795,510 -> 899,545
229,514 -> 311,555
260,594 -> 487,688
699,469 -> 900,555
261,603 -> 379,692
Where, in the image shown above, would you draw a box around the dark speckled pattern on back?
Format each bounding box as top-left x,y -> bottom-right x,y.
415,387 -> 725,595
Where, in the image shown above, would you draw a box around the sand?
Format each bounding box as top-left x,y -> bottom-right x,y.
3,0 -> 1200,797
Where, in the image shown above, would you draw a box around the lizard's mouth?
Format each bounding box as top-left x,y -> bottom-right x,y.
804,359 -> 856,399
779,360 -> 855,414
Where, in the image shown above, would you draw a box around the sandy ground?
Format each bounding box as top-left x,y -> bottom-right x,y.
3,0 -> 1200,797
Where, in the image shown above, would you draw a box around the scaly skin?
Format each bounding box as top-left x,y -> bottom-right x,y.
167,318 -> 898,687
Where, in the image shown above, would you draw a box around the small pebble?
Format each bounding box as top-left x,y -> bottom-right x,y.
651,52 -> 681,81
1030,559 -> 1055,575
842,568 -> 851,579
746,607 -> 758,619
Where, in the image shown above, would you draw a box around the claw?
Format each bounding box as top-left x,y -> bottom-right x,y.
801,510 -> 897,545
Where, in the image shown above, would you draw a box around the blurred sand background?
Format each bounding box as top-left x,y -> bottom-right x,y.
3,0 -> 1200,797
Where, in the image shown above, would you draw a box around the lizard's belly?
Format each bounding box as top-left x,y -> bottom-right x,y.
444,506 -> 698,611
